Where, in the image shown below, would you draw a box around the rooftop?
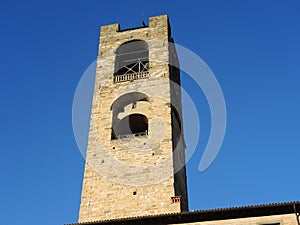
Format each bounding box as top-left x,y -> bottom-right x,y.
68,201 -> 300,225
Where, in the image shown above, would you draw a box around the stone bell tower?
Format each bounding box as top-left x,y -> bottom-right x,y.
78,14 -> 188,222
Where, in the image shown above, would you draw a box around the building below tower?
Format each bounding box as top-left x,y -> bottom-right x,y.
70,201 -> 300,225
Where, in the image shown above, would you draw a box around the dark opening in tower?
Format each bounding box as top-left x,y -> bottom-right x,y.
114,40 -> 149,76
112,114 -> 148,139
111,92 -> 150,140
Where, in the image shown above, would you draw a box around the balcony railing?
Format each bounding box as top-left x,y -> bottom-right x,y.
117,130 -> 148,139
114,71 -> 149,83
114,59 -> 149,83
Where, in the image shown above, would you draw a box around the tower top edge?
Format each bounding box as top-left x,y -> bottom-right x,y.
99,14 -> 170,35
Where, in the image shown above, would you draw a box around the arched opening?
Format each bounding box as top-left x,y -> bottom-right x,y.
111,92 -> 150,139
114,40 -> 149,76
112,114 -> 148,139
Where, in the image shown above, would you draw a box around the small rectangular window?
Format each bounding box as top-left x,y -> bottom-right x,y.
132,102 -> 136,109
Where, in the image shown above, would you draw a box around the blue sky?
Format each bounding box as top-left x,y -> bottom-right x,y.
0,1 -> 300,225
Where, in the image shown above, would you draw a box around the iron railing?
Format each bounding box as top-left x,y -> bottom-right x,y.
114,59 -> 149,83
117,130 -> 148,139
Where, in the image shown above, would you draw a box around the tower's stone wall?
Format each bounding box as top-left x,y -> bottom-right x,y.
78,15 -> 188,223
